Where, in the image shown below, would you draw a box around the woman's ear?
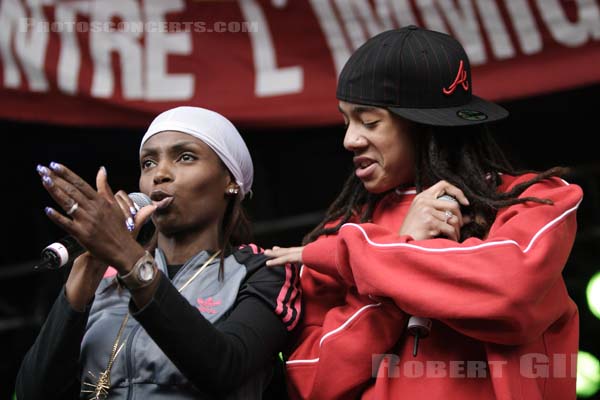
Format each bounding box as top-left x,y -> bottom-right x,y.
225,183 -> 240,196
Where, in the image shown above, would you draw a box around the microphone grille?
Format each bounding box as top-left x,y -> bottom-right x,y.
129,192 -> 152,209
437,194 -> 458,203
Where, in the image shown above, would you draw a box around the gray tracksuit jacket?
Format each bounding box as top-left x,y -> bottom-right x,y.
16,245 -> 301,399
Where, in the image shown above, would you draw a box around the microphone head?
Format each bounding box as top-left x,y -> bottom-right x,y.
129,192 -> 156,245
129,192 -> 152,209
437,194 -> 458,203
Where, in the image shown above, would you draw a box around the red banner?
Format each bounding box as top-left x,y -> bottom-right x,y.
0,0 -> 599,128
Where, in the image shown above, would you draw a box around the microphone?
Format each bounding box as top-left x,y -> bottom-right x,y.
407,193 -> 458,356
35,192 -> 153,270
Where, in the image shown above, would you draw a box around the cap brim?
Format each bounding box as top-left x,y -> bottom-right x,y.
388,96 -> 509,127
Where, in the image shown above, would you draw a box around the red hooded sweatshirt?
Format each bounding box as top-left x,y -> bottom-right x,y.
286,174 -> 582,400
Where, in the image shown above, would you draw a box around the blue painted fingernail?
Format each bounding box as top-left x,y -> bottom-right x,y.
126,217 -> 135,232
49,162 -> 61,171
42,175 -> 53,187
36,165 -> 49,176
45,207 -> 53,215
129,206 -> 137,216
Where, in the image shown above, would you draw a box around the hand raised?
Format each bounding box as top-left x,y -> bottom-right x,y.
38,163 -> 147,271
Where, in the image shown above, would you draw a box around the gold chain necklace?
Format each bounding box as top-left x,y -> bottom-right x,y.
82,250 -> 222,400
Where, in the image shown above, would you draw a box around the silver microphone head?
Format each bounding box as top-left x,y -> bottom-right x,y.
437,194 -> 458,203
128,192 -> 155,243
128,192 -> 152,209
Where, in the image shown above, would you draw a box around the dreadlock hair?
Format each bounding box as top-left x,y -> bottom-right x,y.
303,121 -> 565,244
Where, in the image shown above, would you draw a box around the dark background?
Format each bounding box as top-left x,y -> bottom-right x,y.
1,83 -> 599,399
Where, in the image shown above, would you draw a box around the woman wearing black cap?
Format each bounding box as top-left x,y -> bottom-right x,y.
266,26 -> 581,399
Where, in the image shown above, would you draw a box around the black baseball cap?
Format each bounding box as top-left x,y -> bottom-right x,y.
336,26 -> 509,127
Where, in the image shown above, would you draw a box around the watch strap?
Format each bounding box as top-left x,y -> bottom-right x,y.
117,251 -> 157,290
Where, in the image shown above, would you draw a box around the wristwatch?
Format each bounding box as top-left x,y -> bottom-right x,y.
117,251 -> 157,290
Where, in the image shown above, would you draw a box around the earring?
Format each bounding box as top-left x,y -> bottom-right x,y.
227,186 -> 239,195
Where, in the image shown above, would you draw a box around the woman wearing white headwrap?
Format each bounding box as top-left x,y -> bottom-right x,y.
17,107 -> 301,399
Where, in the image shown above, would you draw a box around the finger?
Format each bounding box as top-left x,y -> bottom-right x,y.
38,167 -> 89,207
46,162 -> 98,200
44,206 -> 78,236
432,209 -> 461,239
116,191 -> 137,217
41,174 -> 89,218
133,204 -> 157,232
264,246 -> 300,258
432,209 -> 453,224
432,199 -> 463,227
425,180 -> 449,198
122,204 -> 157,240
115,191 -> 132,217
447,216 -> 461,241
114,192 -> 135,231
264,248 -> 280,257
265,247 -> 304,265
444,189 -> 469,207
435,220 -> 458,242
266,256 -> 294,267
429,180 -> 470,206
440,185 -> 469,206
95,166 -> 115,201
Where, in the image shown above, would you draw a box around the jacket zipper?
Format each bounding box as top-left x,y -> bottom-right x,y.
125,322 -> 141,400
122,252 -> 203,399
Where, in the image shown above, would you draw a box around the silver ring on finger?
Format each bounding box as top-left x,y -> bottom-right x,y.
444,210 -> 453,224
66,201 -> 79,216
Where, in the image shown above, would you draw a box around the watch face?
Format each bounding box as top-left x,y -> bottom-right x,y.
138,261 -> 155,282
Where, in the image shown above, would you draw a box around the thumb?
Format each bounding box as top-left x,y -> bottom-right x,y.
96,166 -> 115,200
134,204 -> 157,227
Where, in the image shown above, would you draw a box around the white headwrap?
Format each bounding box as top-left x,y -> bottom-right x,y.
140,106 -> 253,197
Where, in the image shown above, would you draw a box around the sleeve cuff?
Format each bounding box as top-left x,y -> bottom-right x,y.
128,272 -> 170,317
303,234 -> 340,277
